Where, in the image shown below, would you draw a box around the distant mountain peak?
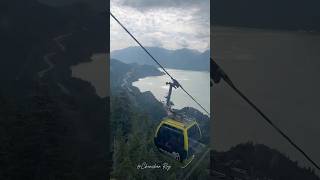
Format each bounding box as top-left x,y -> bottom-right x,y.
111,46 -> 210,71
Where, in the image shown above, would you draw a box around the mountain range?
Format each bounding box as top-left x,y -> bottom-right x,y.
111,46 -> 210,71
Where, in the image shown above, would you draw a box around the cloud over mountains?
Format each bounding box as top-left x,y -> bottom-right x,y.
111,0 -> 210,52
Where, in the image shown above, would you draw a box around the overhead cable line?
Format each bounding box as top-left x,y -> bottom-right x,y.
110,12 -> 210,116
211,58 -> 320,171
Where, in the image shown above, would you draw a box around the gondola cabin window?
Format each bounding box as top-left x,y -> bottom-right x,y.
157,124 -> 184,153
187,124 -> 201,155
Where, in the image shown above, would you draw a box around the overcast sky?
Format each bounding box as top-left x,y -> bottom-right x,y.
110,0 -> 210,52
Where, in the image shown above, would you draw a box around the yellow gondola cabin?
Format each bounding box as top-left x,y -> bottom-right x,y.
154,117 -> 202,163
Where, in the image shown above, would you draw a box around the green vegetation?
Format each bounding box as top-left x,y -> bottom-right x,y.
0,79 -> 108,179
110,58 -> 211,179
1,0 -> 108,179
213,142 -> 320,180
110,91 -> 210,179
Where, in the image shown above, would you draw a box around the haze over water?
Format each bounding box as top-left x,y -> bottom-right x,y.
133,68 -> 210,115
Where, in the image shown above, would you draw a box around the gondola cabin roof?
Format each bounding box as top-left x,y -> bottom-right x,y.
162,118 -> 197,130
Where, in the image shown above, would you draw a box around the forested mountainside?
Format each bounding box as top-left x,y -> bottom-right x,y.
110,58 -> 211,179
1,0 -> 108,179
212,142 -> 320,180
110,57 -> 319,179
